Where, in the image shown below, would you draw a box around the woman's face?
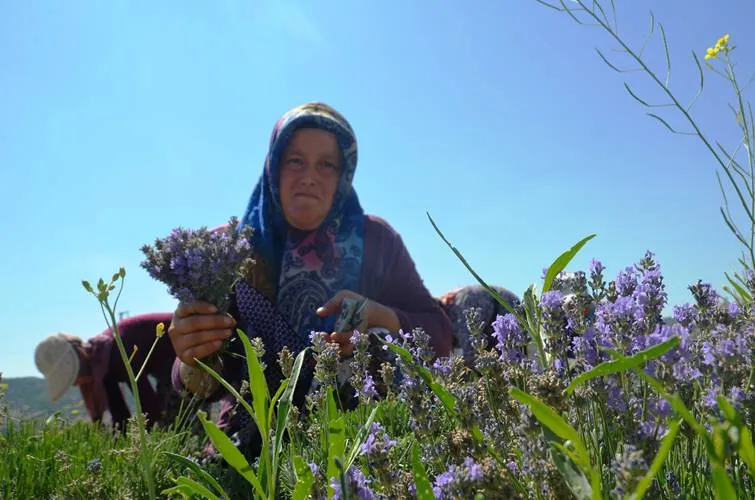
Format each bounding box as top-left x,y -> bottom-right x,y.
279,128 -> 341,231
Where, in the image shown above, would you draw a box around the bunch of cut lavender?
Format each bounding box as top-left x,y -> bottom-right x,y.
140,216 -> 255,314
140,216 -> 255,397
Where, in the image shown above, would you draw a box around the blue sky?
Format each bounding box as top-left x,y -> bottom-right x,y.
1,1 -> 753,378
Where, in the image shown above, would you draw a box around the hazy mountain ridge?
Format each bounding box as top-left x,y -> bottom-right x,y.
1,376 -> 89,425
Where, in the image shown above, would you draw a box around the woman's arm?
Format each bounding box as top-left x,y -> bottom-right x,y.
362,217 -> 454,357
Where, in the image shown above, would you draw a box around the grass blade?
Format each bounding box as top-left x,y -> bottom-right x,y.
411,442 -> 435,500
632,419 -> 683,499
236,330 -> 270,438
292,455 -> 315,500
172,477 -> 220,500
346,405 -> 380,470
273,348 -> 307,480
565,336 -> 680,394
326,416 -> 346,497
711,462 -> 737,499
427,212 -> 522,319
162,451 -> 228,499
542,234 -> 596,293
196,411 -> 265,498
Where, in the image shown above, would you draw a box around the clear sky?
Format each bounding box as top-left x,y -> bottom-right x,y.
1,1 -> 753,378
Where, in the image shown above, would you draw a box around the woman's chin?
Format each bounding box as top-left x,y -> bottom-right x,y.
286,213 -> 325,231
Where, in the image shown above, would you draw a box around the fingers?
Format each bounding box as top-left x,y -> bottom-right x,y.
182,340 -> 225,366
175,300 -> 218,318
329,330 -> 356,357
315,293 -> 343,317
316,290 -> 359,317
329,330 -> 353,345
168,301 -> 236,366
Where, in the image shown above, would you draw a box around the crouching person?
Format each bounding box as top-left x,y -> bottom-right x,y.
34,312 -> 186,432
438,284 -> 521,363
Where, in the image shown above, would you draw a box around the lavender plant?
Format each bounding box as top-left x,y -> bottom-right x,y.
140,216 -> 256,397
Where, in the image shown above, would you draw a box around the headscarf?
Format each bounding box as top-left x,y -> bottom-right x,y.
236,102 -> 364,358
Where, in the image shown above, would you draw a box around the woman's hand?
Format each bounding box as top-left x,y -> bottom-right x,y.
316,290 -> 400,356
168,301 -> 236,367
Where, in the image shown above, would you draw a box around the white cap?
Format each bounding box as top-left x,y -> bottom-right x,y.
34,333 -> 80,402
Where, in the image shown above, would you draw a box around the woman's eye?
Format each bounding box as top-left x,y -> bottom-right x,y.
286,158 -> 303,168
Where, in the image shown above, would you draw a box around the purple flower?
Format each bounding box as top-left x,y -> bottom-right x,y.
615,267 -> 639,296
140,217 -> 255,314
607,384 -> 627,412
727,301 -> 741,318
463,457 -> 483,481
540,290 -> 564,310
360,422 -> 396,457
673,304 -> 697,326
360,374 -> 378,400
492,313 -> 529,364
331,467 -> 376,500
432,457 -> 485,499
590,258 -> 606,276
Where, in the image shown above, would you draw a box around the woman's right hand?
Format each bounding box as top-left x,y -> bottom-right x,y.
168,301 -> 236,367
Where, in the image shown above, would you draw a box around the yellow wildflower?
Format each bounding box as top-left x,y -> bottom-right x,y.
156,322 -> 166,338
706,34 -> 731,60
716,34 -> 730,50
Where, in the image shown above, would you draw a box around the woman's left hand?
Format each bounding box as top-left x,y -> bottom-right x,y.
316,290 -> 400,356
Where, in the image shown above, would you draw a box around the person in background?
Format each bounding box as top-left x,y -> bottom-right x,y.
34,312 -> 183,431
438,284 -> 521,362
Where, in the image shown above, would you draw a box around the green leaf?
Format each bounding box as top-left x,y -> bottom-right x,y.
195,359 -> 255,427
426,212 -> 522,319
632,419 -> 683,499
268,379 -> 289,437
196,410 -> 265,498
711,462 -> 738,500
273,348 -> 307,482
737,426 -> 755,477
292,455 -> 315,500
162,451 -> 228,499
542,234 -> 596,293
346,405 -> 380,471
510,388 -> 590,473
237,329 -> 270,438
565,336 -> 680,394
326,417 -> 346,498
161,484 -> 194,498
549,441 -> 593,500
724,272 -> 752,302
716,395 -> 740,424
172,476 -> 220,500
411,443 -> 435,500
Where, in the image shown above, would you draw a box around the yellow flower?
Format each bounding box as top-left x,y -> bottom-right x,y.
706,34 -> 731,60
156,322 -> 166,338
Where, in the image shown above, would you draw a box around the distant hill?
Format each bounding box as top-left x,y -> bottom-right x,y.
1,376 -> 89,426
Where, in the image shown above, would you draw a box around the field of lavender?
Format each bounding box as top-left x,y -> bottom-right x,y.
2,1 -> 754,498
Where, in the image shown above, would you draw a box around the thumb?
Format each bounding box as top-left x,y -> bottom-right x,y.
316,293 -> 344,317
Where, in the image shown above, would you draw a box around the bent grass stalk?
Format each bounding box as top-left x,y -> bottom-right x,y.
82,268 -> 162,500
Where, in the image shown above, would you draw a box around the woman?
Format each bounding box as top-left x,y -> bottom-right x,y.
167,102 -> 454,458
34,313 -> 180,431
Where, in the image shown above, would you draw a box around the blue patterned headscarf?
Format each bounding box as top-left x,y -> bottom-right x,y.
238,102 -> 365,342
